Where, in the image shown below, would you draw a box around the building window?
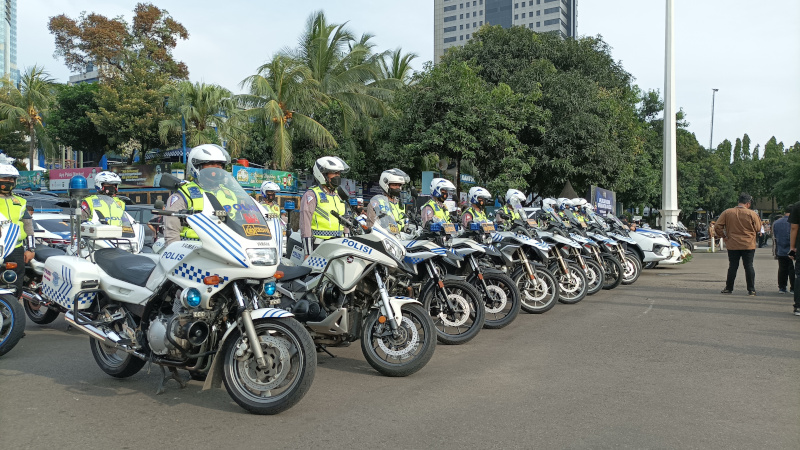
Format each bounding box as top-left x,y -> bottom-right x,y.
473,1 -> 477,5
480,0 -> 483,4
522,12 -> 526,18
536,21 -> 540,27
444,37 -> 457,43
466,23 -> 470,28
529,0 -> 533,5
444,15 -> 457,22
529,23 -> 534,28
537,0 -> 541,3
466,34 -> 470,39
479,10 -> 483,15
460,35 -> 464,40
460,13 -> 464,18
544,7 -> 559,14
537,10 -> 541,15
460,3 -> 464,8
544,0 -> 557,2
480,20 -> 483,25
444,26 -> 457,32
514,3 -> 519,8
474,22 -> 477,27
444,5 -> 457,12
472,11 -> 476,17
514,14 -> 518,19
543,18 -> 558,25
460,24 -> 464,29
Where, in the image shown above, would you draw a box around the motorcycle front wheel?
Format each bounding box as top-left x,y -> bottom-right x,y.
222,318 -> 316,415
512,266 -> 558,314
0,294 -> 25,357
583,259 -> 605,296
550,262 -> 588,304
361,303 -> 436,377
621,253 -> 642,285
601,256 -> 623,290
474,272 -> 521,329
420,279 -> 485,345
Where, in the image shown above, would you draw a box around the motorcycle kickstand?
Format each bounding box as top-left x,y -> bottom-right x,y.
155,366 -> 189,395
316,344 -> 336,358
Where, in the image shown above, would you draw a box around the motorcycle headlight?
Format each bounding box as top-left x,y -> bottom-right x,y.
246,248 -> 278,266
384,238 -> 404,262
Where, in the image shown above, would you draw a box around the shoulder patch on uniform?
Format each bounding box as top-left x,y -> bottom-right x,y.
170,195 -> 179,206
11,196 -> 21,205
188,187 -> 203,199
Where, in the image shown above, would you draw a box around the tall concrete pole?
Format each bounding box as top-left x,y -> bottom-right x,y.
662,0 -> 679,230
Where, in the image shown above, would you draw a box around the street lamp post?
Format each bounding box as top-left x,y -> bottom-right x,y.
182,116 -> 187,165
661,0 -> 679,231
709,88 -> 719,152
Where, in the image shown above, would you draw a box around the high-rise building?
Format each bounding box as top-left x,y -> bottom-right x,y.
434,0 -> 577,62
0,0 -> 19,86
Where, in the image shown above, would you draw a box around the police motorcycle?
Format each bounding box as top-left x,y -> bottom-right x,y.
273,187 -> 437,376
666,221 -> 694,254
22,196 -> 146,325
393,198 -> 486,345
0,216 -> 26,357
32,173 -> 316,415
529,202 -> 589,304
560,199 -> 624,292
580,207 -> 642,286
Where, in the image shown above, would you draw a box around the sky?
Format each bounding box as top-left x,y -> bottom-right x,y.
17,0 -> 800,153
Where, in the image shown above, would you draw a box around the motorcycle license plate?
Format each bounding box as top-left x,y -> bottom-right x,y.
442,223 -> 457,235
269,298 -> 281,306
388,224 -> 399,234
526,219 -> 538,228
481,223 -> 495,232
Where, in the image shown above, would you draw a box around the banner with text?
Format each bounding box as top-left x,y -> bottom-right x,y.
109,164 -> 171,188
591,186 -> 616,216
50,167 -> 102,190
232,165 -> 298,193
17,171 -> 43,191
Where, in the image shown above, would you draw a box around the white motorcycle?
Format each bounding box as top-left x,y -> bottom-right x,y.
0,216 -> 26,357
35,171 -> 316,414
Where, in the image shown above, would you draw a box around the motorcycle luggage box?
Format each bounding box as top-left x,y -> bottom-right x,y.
41,256 -> 100,310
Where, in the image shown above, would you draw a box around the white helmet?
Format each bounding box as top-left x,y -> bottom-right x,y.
557,198 -> 572,210
542,198 -> 558,211
505,189 -> 525,206
430,177 -> 456,200
379,168 -> 409,195
260,181 -> 280,197
0,163 -> 19,179
94,171 -> 122,191
469,186 -> 492,206
188,144 -> 231,180
572,197 -> 588,207
313,156 -> 349,186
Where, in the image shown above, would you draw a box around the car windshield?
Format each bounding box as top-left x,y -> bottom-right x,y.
35,219 -> 71,234
195,167 -> 272,241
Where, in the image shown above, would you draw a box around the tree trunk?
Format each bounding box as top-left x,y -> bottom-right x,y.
128,142 -> 138,165
455,154 -> 461,203
28,128 -> 36,171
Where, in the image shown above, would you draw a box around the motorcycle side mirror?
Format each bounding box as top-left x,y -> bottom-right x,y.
159,173 -> 182,190
336,186 -> 350,202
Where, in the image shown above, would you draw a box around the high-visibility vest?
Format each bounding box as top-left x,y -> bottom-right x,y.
310,186 -> 345,239
423,199 -> 449,222
464,206 -> 489,223
177,182 -> 239,240
84,195 -> 126,226
502,204 -> 521,221
262,202 -> 280,216
371,195 -> 405,231
0,195 -> 27,248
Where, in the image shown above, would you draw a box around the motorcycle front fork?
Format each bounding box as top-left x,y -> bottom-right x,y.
426,260 -> 460,312
517,248 -> 537,281
233,282 -> 268,369
374,270 -> 401,337
467,255 -> 491,297
571,248 -> 586,270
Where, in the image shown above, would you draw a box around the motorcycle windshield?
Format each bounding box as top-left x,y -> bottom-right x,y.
195,167 -> 272,241
541,205 -> 562,224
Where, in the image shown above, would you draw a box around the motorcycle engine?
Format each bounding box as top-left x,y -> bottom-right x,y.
147,300 -> 210,357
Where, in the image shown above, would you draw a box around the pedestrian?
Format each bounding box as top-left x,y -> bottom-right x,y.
787,202 -> 800,315
715,193 -> 761,296
762,219 -> 771,248
772,207 -> 794,295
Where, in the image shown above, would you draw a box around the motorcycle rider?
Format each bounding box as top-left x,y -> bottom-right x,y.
366,168 -> 409,230
299,156 -> 349,256
259,181 -> 281,217
495,189 -> 526,224
81,171 -> 126,225
163,144 -> 233,246
421,178 -> 456,226
0,163 -> 35,294
461,186 -> 492,228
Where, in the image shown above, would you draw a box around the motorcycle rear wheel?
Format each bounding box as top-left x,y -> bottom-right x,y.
0,294 -> 25,357
361,303 -> 436,377
583,259 -> 605,296
601,256 -> 623,290
90,338 -> 146,378
420,279 -> 485,345
22,289 -> 60,325
512,266 -> 558,314
222,318 -> 316,415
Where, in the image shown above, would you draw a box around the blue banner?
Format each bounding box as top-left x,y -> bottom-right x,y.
592,186 -> 616,216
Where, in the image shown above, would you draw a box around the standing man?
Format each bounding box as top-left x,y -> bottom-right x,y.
461,186 -> 492,228
299,156 -> 349,256
0,163 -> 35,295
787,202 -> 800,315
772,207 -> 794,294
715,193 -> 761,296
366,169 -> 409,229
420,178 -> 455,226
82,171 -> 126,225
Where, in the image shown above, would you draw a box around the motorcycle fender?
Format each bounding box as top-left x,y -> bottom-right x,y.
0,288 -> 15,295
202,308 -> 295,391
387,296 -> 421,324
443,274 -> 466,282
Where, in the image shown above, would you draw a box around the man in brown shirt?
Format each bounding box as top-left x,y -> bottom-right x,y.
715,193 -> 761,295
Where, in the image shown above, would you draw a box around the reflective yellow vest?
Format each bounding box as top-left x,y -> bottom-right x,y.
0,195 -> 26,248
178,182 -> 239,240
372,195 -> 405,232
502,204 -> 521,221
423,199 -> 449,222
311,186 -> 345,239
464,206 -> 489,223
262,202 -> 280,217
83,195 -> 126,226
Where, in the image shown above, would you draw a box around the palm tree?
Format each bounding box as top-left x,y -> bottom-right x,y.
159,81 -> 245,155
379,48 -> 419,84
0,66 -> 57,170
288,11 -> 390,134
240,55 -> 336,170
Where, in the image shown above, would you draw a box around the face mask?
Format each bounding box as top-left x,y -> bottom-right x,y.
265,193 -> 276,202
329,175 -> 342,187
0,179 -> 14,194
388,187 -> 401,197
102,185 -> 117,196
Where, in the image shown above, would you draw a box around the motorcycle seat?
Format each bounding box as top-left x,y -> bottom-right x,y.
94,248 -> 157,287
34,246 -> 66,262
277,263 -> 312,281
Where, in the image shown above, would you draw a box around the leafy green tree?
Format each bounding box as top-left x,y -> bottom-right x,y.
379,48 -> 418,84
46,82 -> 109,165
742,133 -> 751,159
0,66 -> 57,170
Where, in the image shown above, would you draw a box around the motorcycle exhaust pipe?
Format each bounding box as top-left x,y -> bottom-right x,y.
65,311 -> 139,356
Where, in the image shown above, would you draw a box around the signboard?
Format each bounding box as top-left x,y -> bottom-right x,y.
460,173 -> 476,185
16,171 -> 43,191
109,164 -> 171,188
50,167 -> 102,190
341,178 -> 358,197
591,186 -> 616,216
232,165 -> 297,193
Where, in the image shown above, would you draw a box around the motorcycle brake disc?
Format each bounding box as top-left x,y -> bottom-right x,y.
240,335 -> 292,392
440,294 -> 470,327
484,285 -> 507,314
377,316 -> 419,357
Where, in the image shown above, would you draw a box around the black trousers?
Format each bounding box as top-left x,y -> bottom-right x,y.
5,246 -> 25,296
778,256 -> 795,291
726,249 -> 755,292
794,261 -> 800,309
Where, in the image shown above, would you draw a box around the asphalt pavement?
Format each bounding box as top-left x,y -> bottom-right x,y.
1,249 -> 798,449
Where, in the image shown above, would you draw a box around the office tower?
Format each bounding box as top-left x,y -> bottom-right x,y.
0,0 -> 19,85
